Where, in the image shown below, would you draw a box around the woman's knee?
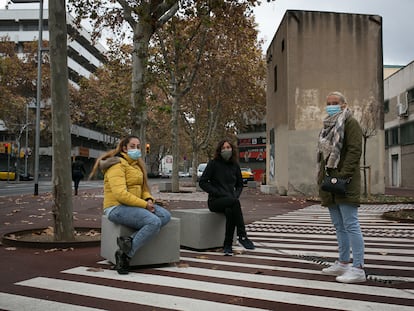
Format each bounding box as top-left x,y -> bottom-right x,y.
145,216 -> 162,234
161,211 -> 171,226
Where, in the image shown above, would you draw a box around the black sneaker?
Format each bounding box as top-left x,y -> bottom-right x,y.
223,244 -> 233,256
238,236 -> 255,250
114,249 -> 130,275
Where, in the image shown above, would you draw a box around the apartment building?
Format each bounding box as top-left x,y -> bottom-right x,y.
0,8 -> 115,176
383,60 -> 414,188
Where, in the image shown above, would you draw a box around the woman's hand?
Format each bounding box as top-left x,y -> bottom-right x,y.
146,199 -> 155,212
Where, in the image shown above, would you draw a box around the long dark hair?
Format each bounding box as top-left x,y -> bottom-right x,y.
213,139 -> 238,164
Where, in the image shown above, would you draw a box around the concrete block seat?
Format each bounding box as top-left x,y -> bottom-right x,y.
171,208 -> 229,250
100,215 -> 180,266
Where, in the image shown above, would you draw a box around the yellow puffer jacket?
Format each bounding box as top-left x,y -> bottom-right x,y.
100,154 -> 154,210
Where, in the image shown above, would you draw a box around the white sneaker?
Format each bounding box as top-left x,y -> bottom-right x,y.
336,266 -> 366,283
321,261 -> 350,276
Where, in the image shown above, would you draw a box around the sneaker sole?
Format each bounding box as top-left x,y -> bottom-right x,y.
321,270 -> 348,276
336,276 -> 366,283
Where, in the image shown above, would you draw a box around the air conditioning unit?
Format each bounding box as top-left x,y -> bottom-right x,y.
397,94 -> 408,117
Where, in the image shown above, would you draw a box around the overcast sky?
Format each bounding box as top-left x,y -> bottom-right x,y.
1,0 -> 413,65
253,0 -> 414,65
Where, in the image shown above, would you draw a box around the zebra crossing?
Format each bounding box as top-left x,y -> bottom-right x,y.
1,204 -> 414,310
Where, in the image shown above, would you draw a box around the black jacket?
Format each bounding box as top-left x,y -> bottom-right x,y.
199,159 -> 243,201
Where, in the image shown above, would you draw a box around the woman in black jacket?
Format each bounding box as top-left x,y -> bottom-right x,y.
199,139 -> 255,255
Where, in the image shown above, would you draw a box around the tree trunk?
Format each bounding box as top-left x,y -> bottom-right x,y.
363,136 -> 368,197
131,23 -> 152,144
171,95 -> 180,192
49,0 -> 75,241
191,149 -> 198,184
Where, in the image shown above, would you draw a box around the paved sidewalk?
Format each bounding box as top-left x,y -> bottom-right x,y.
0,184 -> 414,310
1,184 -> 413,238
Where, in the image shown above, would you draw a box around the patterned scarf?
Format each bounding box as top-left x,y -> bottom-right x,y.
318,107 -> 352,168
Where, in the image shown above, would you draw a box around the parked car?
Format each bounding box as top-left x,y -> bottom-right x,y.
19,173 -> 33,181
0,170 -> 16,181
179,171 -> 190,178
147,172 -> 161,178
160,171 -> 172,178
197,163 -> 207,180
241,167 -> 254,184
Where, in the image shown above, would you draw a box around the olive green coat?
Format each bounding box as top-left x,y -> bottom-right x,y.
318,117 -> 362,207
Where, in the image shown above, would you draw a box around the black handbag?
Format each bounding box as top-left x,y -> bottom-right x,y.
321,174 -> 351,195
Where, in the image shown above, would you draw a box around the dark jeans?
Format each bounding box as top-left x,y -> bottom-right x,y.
72,172 -> 83,193
208,197 -> 247,245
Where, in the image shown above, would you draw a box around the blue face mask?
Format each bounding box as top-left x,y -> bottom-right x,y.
127,149 -> 141,160
326,105 -> 341,116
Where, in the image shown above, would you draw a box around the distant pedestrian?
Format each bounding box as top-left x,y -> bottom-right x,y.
199,139 -> 255,256
89,135 -> 171,274
317,91 -> 365,283
72,157 -> 86,195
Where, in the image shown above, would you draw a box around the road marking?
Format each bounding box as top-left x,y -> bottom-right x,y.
18,271 -> 411,311
0,292 -> 106,311
16,277 -> 266,311
4,203 -> 414,310
65,266 -> 414,300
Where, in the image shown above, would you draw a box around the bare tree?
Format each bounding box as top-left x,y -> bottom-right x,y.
358,99 -> 380,197
69,0 -> 179,147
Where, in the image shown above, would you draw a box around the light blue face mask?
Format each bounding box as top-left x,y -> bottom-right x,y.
326,105 -> 341,116
127,149 -> 141,160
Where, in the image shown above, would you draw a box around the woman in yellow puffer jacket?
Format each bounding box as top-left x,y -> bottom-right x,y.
90,135 -> 171,274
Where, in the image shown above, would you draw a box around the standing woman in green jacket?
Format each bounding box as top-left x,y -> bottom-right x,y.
317,91 -> 365,283
90,136 -> 171,275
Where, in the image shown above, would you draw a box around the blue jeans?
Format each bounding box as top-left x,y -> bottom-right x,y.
108,204 -> 171,258
328,203 -> 364,268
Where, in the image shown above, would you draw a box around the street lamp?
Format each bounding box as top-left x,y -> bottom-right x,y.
11,0 -> 43,195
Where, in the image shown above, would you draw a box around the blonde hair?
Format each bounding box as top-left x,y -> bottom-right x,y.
327,91 -> 347,104
89,135 -> 150,193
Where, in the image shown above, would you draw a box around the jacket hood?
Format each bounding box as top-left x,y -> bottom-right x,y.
99,156 -> 121,171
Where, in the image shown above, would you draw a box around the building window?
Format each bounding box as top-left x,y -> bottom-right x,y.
385,130 -> 389,148
0,21 -> 19,31
388,127 -> 399,146
384,100 -> 389,113
281,39 -> 285,52
274,65 -> 277,92
407,87 -> 414,103
21,20 -> 48,31
401,121 -> 414,145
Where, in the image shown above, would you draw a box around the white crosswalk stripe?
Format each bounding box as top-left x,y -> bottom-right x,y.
4,204 -> 414,310
0,292 -> 107,311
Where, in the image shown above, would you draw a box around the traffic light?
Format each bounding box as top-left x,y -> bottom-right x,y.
146,143 -> 150,154
4,143 -> 10,154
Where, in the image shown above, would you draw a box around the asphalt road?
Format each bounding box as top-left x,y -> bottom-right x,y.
0,178 -> 186,197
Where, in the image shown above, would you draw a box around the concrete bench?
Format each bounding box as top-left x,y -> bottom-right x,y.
158,182 -> 172,192
247,181 -> 257,188
100,215 -> 180,266
171,209 -> 231,250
